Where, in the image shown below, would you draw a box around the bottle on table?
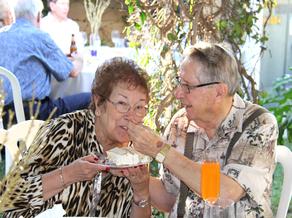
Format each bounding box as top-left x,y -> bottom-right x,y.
70,34 -> 77,57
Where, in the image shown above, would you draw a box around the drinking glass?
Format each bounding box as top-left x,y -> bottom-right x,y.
201,153 -> 220,203
80,31 -> 88,46
111,30 -> 124,48
203,198 -> 235,218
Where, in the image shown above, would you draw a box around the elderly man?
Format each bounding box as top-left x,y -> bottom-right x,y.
128,42 -> 278,217
40,0 -> 82,55
0,0 -> 90,127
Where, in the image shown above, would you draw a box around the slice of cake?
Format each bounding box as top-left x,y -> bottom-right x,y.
106,147 -> 151,166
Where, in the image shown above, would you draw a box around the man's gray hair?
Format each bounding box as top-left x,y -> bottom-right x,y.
183,41 -> 240,96
14,0 -> 43,20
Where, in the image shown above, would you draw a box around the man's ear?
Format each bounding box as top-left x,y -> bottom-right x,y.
49,1 -> 55,11
215,83 -> 228,100
36,12 -> 41,27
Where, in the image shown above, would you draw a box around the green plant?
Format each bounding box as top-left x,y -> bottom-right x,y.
259,74 -> 292,145
124,0 -> 275,131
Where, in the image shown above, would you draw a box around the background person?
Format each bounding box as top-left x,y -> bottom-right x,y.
1,57 -> 151,217
128,42 -> 278,217
0,0 -> 14,28
0,0 -> 90,128
40,0 -> 83,55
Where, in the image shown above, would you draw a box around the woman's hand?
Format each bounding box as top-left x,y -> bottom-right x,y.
112,166 -> 151,217
42,154 -> 108,201
63,154 -> 108,185
111,165 -> 150,200
128,122 -> 163,158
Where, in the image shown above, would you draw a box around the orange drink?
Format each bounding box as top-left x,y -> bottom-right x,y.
201,160 -> 220,202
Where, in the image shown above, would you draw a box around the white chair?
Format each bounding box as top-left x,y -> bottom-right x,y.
0,66 -> 26,174
0,66 -> 25,127
275,145 -> 292,218
0,119 -> 66,216
0,120 -> 43,173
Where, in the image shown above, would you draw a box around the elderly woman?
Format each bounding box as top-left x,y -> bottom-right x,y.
128,42 -> 278,217
2,57 -> 151,217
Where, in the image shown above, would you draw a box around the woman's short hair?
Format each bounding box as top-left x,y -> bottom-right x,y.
90,57 -> 149,111
183,42 -> 240,95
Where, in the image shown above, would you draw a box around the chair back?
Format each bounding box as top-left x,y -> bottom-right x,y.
0,119 -> 66,217
275,145 -> 292,218
0,66 -> 25,128
0,120 -> 44,173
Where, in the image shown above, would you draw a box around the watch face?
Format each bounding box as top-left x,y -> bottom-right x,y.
155,153 -> 165,163
137,199 -> 149,208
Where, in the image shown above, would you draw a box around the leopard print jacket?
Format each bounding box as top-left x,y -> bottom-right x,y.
2,109 -> 134,217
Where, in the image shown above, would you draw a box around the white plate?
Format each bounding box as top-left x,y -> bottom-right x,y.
97,158 -> 152,169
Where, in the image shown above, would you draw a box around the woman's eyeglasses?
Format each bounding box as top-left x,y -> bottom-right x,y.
106,99 -> 148,117
175,76 -> 220,94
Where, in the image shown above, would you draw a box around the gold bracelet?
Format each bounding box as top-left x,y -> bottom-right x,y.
59,166 -> 66,189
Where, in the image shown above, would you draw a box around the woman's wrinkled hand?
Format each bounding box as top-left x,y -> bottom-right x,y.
127,122 -> 163,158
111,165 -> 150,198
64,154 -> 108,184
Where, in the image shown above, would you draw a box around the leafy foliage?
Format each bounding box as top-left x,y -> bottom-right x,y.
259,74 -> 292,145
124,0 -> 275,131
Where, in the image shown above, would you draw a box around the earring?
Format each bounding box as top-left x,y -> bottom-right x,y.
95,109 -> 100,116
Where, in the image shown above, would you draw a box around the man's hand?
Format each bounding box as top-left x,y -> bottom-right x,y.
128,122 -> 163,158
69,52 -> 83,77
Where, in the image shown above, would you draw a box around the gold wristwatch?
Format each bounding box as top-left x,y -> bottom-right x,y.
155,143 -> 172,163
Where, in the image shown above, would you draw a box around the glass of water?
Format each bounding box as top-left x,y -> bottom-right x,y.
80,31 -> 88,46
111,30 -> 124,48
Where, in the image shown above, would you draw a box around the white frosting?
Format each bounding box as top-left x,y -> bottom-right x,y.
106,147 -> 151,166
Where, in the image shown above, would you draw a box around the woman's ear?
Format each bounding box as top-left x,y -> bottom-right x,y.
94,96 -> 101,116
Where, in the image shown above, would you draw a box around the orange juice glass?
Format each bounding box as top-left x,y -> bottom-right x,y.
201,159 -> 220,202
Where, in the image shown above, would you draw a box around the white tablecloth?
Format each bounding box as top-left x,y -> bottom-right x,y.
50,46 -> 136,99
50,71 -> 95,99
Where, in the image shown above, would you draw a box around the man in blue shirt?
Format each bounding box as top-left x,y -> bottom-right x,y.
0,0 -> 90,127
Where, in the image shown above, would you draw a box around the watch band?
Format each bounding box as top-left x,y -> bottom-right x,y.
155,143 -> 171,163
133,198 -> 150,208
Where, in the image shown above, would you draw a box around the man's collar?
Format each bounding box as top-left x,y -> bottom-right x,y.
186,94 -> 247,137
217,94 -> 246,136
0,24 -> 12,32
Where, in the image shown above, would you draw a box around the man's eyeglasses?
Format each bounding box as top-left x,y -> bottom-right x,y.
106,98 -> 148,117
175,76 -> 220,94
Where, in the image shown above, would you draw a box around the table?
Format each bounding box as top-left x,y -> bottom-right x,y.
50,71 -> 94,99
50,46 -> 136,99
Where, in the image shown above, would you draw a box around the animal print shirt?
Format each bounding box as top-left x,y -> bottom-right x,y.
2,110 -> 134,217
161,94 -> 278,218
